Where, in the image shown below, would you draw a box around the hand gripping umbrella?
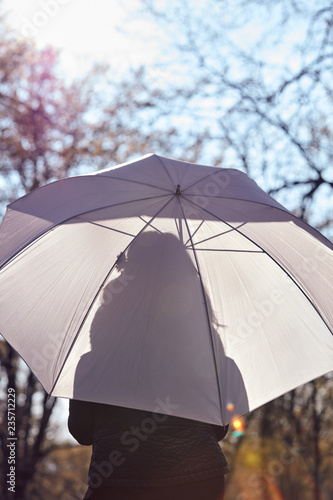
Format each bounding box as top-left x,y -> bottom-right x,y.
0,154 -> 332,426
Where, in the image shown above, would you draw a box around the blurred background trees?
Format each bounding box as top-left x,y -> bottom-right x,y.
0,11 -> 181,499
137,0 -> 333,234
0,0 -> 332,498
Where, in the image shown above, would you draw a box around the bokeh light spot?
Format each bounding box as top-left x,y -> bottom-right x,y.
231,415 -> 246,436
226,402 -> 235,412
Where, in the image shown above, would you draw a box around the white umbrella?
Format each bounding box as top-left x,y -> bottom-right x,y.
0,153 -> 332,426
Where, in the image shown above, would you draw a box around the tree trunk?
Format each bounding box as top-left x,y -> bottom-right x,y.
311,381 -> 321,500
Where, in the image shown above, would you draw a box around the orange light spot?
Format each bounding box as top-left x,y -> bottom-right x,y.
231,415 -> 245,432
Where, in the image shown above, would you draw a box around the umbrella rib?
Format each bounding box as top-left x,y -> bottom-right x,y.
184,193 -> 333,249
191,248 -> 263,253
0,194 -> 171,271
76,219 -> 137,238
184,220 -> 205,247
176,197 -> 226,427
59,194 -> 171,222
189,224 -> 247,248
184,195 -> 333,337
48,196 -> 176,397
138,216 -> 164,234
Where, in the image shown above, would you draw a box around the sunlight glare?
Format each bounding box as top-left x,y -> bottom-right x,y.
2,0 -> 164,77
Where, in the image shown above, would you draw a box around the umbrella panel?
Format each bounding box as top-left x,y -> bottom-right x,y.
1,154 -> 333,425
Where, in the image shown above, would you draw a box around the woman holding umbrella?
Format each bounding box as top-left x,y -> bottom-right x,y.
68,399 -> 229,499
68,232 -> 231,499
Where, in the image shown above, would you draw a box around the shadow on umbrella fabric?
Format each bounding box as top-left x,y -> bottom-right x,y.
1,154 -> 332,427
72,231 -> 249,425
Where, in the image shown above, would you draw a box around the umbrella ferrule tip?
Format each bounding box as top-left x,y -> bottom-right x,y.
175,184 -> 181,195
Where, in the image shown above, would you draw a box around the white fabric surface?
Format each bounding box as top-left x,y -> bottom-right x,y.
1,153 -> 332,425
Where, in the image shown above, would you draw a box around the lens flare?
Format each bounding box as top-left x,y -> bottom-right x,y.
231,415 -> 246,436
226,402 -> 235,412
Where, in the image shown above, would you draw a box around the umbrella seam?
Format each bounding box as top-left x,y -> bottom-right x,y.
184,193 -> 289,215
5,169 -> 173,209
87,174 -> 173,193
155,155 -> 178,189
48,196 -> 176,397
176,196 -> 226,427
183,168 -> 239,192
183,195 -> 333,338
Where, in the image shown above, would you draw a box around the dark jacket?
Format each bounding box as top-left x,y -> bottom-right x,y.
68,400 -> 229,489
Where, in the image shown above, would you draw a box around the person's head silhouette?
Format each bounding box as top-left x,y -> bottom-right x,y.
72,229 -> 248,424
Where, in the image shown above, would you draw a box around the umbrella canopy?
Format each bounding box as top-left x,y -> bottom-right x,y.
0,153 -> 332,426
